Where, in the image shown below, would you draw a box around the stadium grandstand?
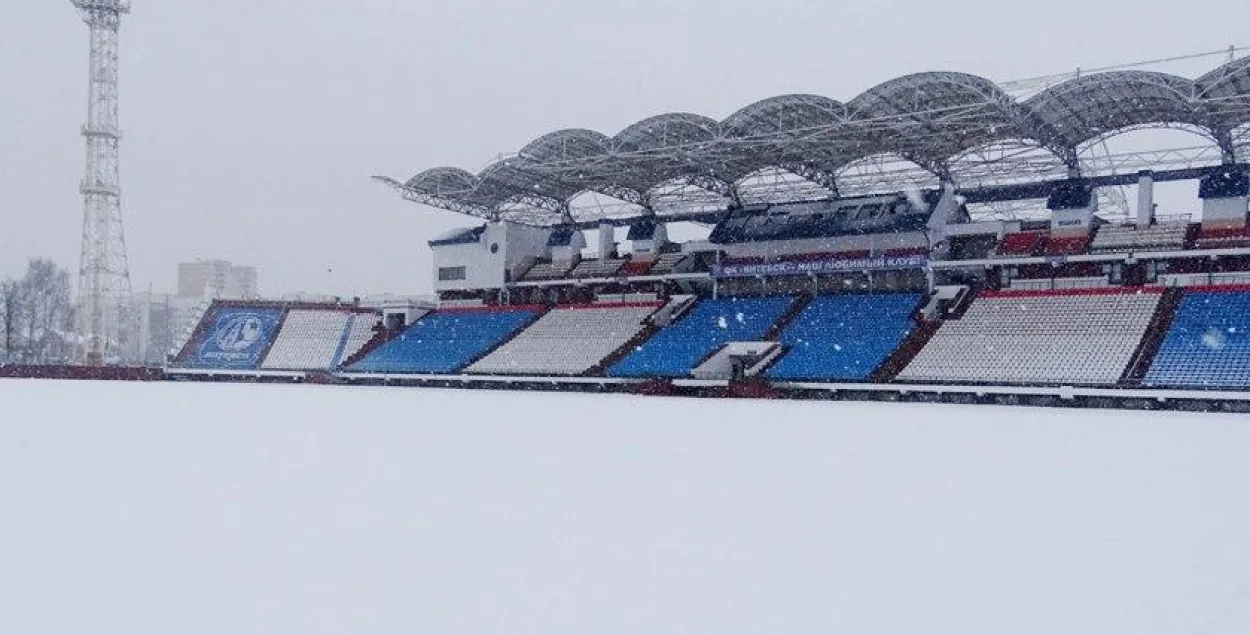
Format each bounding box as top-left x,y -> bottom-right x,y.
165,51 -> 1250,410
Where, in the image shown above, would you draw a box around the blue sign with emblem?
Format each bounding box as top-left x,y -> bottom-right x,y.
187,308 -> 282,369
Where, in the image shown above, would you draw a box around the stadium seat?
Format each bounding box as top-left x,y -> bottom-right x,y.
1043,235 -> 1090,256
621,260 -> 654,276
766,293 -> 920,381
1194,226 -> 1250,249
346,307 -> 539,374
607,296 -> 793,378
898,288 -> 1162,386
647,252 -> 691,275
467,303 -> 660,375
261,309 -> 353,370
523,260 -> 575,281
993,231 -> 1046,258
1089,222 -> 1188,253
1144,287 -> 1250,389
568,257 -> 628,279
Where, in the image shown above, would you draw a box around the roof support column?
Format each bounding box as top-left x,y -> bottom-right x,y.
598,220 -> 616,258
1137,171 -> 1155,228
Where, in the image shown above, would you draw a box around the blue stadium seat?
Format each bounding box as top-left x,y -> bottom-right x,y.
1144,289 -> 1250,389
347,308 -> 538,374
607,296 -> 793,378
766,293 -> 920,381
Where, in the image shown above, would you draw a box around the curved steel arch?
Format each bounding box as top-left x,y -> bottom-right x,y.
721,94 -> 847,138
517,128 -> 613,164
1025,71 -> 1212,157
718,94 -> 853,187
473,158 -> 580,210
833,152 -> 940,196
945,138 -> 1071,188
847,72 -> 1049,173
1199,57 -> 1250,136
607,113 -> 726,194
404,166 -> 479,197
614,112 -> 720,151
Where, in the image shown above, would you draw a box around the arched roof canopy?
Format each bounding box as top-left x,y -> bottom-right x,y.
846,72 -> 1048,174
719,95 -> 853,182
1025,71 -> 1213,156
470,129 -> 625,213
945,138 -> 1070,188
385,57 -> 1250,227
473,158 -> 580,210
722,94 -> 847,138
615,112 -> 720,152
517,128 -> 612,164
404,167 -> 479,197
834,152 -> 939,197
609,113 -> 724,193
1199,57 -> 1250,133
734,166 -> 837,205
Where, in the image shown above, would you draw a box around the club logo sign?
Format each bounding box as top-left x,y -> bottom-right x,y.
191,309 -> 281,368
214,315 -> 265,352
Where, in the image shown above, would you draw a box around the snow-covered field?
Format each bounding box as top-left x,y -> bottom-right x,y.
1,379 -> 1249,635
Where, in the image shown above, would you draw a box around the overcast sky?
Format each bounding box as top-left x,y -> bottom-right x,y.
3,0 -> 1249,297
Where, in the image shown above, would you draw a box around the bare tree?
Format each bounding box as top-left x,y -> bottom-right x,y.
0,278 -> 16,363
6,259 -> 76,365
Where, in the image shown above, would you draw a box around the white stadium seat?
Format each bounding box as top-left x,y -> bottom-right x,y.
1089,222 -> 1188,253
568,257 -> 628,279
646,252 -> 690,275
898,290 -> 1162,386
261,309 -> 352,370
467,304 -> 658,375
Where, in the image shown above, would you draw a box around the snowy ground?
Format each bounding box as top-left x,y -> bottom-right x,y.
1,380 -> 1249,635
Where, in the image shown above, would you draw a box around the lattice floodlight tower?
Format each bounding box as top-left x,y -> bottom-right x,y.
72,0 -> 133,365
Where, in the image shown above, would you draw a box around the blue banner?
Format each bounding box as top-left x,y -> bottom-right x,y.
187,308 -> 282,369
712,254 -> 929,278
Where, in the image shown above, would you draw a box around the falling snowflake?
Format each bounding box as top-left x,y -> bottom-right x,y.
1202,328 -> 1227,351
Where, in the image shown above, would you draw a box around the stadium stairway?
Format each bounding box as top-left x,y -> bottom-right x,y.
871,319 -> 941,382
256,309 -> 288,367
1142,286 -> 1250,389
467,302 -> 661,376
1120,287 -> 1183,385
585,319 -> 661,377
585,295 -> 697,376
606,295 -> 794,378
872,286 -> 981,382
761,293 -> 813,340
764,293 -> 923,382
172,303 -> 221,365
454,308 -> 550,371
346,306 -> 546,375
338,323 -> 390,369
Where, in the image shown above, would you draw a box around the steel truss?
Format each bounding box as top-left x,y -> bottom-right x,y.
72,0 -> 133,364
383,48 -> 1250,227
